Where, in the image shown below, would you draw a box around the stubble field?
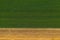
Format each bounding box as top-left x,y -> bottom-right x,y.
0,28 -> 60,40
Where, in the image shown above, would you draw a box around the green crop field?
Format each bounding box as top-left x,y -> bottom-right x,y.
0,0 -> 60,28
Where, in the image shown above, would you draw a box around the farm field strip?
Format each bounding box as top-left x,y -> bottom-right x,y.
0,28 -> 60,40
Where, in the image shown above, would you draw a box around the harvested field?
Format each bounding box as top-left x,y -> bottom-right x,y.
0,28 -> 60,40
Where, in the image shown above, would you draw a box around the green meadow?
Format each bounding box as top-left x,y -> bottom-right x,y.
0,0 -> 60,28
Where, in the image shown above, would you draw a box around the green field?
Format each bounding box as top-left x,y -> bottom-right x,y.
0,0 -> 60,28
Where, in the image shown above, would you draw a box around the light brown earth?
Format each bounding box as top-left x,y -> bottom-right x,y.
0,28 -> 60,40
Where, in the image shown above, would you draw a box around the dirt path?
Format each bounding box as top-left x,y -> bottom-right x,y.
0,28 -> 60,40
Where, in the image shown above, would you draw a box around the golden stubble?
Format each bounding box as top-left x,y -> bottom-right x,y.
0,28 -> 60,40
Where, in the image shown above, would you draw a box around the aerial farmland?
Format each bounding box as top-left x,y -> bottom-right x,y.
0,0 -> 60,28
